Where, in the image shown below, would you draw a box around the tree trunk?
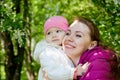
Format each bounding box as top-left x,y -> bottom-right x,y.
0,32 -> 15,80
1,32 -> 25,80
13,44 -> 25,80
23,0 -> 35,80
12,0 -> 25,80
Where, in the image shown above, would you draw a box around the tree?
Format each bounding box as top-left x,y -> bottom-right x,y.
0,0 -> 34,80
91,0 -> 120,53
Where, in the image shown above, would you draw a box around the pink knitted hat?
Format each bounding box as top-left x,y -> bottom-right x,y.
44,16 -> 68,33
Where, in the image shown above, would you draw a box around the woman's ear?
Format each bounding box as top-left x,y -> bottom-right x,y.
88,41 -> 97,50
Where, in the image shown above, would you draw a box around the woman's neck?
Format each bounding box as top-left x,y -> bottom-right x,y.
69,55 -> 80,67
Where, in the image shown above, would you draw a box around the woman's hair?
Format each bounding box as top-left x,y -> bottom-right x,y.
73,16 -> 120,80
111,53 -> 120,80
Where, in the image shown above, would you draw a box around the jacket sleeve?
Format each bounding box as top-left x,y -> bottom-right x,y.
40,47 -> 75,80
32,40 -> 48,63
80,59 -> 113,80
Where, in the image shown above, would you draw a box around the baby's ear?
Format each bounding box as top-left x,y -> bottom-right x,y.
88,41 -> 97,50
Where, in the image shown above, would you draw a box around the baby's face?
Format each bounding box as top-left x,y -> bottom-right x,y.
45,27 -> 65,46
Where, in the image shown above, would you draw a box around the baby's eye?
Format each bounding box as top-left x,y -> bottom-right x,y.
47,32 -> 51,35
66,32 -> 70,36
56,30 -> 61,33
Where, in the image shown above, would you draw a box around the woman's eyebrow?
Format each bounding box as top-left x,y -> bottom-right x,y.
76,31 -> 83,34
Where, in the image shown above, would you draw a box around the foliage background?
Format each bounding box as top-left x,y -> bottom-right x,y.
0,0 -> 120,80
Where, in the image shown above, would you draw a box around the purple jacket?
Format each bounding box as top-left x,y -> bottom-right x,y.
78,46 -> 115,80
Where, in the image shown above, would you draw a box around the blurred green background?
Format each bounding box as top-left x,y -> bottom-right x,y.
0,0 -> 120,80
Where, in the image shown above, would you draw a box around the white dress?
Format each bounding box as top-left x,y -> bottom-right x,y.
33,40 -> 75,80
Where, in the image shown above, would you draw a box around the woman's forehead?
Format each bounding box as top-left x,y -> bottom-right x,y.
69,21 -> 90,33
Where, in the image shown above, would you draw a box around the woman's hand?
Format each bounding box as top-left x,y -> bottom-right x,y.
42,68 -> 50,80
76,62 -> 90,76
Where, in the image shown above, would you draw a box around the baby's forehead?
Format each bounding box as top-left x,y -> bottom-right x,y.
47,27 -> 64,32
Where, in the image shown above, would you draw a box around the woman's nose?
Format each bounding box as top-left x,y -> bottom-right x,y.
66,35 -> 73,42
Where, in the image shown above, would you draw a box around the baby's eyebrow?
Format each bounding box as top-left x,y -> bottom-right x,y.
67,29 -> 71,32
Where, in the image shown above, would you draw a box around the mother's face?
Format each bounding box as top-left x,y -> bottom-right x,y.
63,20 -> 95,57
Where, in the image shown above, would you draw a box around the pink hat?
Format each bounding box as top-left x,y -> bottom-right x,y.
44,16 -> 68,33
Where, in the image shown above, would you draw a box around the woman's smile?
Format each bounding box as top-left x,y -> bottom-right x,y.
64,43 -> 75,49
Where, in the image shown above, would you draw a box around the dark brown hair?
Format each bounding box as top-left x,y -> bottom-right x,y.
73,16 -> 120,80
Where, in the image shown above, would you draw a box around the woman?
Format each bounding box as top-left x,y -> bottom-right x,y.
63,17 -> 120,80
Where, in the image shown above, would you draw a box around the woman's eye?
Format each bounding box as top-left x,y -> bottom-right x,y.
76,34 -> 81,37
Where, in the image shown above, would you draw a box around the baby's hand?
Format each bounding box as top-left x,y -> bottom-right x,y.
77,62 -> 90,76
